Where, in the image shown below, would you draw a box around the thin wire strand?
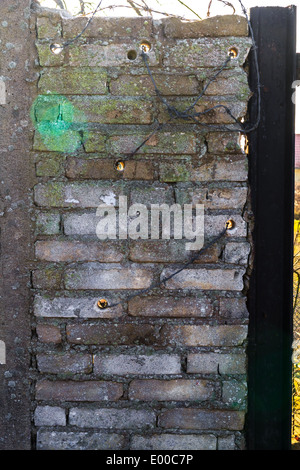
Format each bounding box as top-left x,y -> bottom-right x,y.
62,0 -> 104,48
50,0 -> 259,309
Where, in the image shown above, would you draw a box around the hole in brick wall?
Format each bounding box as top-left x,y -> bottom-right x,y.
97,299 -> 108,309
228,47 -> 239,58
127,50 -> 137,60
140,41 -> 151,53
239,133 -> 249,154
115,161 -> 125,172
50,43 -> 63,55
226,219 -> 235,230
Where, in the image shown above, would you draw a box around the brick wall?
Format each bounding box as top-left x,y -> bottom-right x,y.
30,6 -> 252,451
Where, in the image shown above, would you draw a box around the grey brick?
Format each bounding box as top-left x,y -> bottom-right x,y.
35,212 -> 60,235
36,430 -> 125,450
94,354 -> 181,375
224,241 -> 251,265
64,263 -> 153,290
69,407 -> 156,429
222,380 -> 247,406
34,406 -> 66,426
161,267 -> 245,291
131,433 -> 217,450
34,295 -> 123,319
187,353 -> 247,375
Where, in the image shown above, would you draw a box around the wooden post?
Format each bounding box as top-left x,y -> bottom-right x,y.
247,6 -> 297,450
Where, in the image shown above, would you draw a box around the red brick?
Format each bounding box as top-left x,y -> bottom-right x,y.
159,408 -> 245,430
36,380 -> 123,402
66,157 -> 154,180
66,323 -> 157,346
36,324 -> 62,344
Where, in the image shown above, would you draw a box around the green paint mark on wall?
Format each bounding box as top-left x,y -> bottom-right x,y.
31,94 -> 88,153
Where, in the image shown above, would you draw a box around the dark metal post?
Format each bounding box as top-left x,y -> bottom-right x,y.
247,6 -> 296,450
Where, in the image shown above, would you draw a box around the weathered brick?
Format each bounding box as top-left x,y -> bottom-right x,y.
82,131 -> 106,153
35,212 -> 60,235
33,129 -> 84,153
129,184 -> 174,206
222,380 -> 247,406
107,132 -> 199,155
207,132 -> 242,154
187,353 -> 247,375
161,267 -> 245,291
224,241 -> 251,265
34,295 -> 123,319
37,353 -> 92,375
37,16 -> 62,39
219,297 -> 249,319
36,42 -> 65,67
159,408 -> 245,430
69,96 -> 153,124
69,42 -> 159,67
158,97 -> 247,125
203,69 -> 250,99
31,266 -> 62,290
35,154 -> 65,177
36,324 -> 62,344
69,407 -> 156,429
110,74 -> 200,97
65,263 -> 153,290
34,406 -> 66,426
36,430 -> 125,450
36,380 -> 123,402
163,15 -> 248,38
161,325 -> 248,347
131,433 -> 217,450
159,154 -> 248,183
35,240 -> 124,262
175,186 -> 248,210
66,157 -> 154,180
204,214 -> 247,238
63,213 -> 99,235
63,16 -> 153,39
217,435 -> 236,450
129,240 -> 220,263
94,354 -> 181,376
163,37 -> 252,68
128,379 -> 214,401
34,181 -> 125,208
39,68 -> 108,95
66,323 -> 157,346
128,296 -> 214,318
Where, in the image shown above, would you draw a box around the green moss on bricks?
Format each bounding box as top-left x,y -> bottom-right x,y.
160,163 -> 191,182
39,182 -> 65,207
39,68 -> 108,95
36,155 -> 65,177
